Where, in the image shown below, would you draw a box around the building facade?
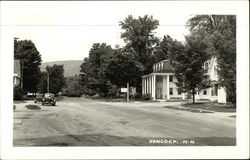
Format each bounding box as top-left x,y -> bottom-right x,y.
14,60 -> 22,87
142,57 -> 227,103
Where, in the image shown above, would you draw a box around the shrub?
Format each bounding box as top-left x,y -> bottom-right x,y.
141,94 -> 152,101
14,86 -> 23,100
132,93 -> 142,100
107,85 -> 120,98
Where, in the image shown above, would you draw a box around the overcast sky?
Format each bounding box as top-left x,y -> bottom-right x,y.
1,1 -> 244,62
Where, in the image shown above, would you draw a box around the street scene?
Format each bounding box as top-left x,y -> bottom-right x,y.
14,98 -> 235,146
11,2 -> 237,147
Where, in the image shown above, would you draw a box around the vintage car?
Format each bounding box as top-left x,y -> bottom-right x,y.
42,93 -> 56,106
34,94 -> 44,103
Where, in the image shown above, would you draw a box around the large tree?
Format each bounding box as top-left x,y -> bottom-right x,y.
14,38 -> 42,93
80,43 -> 115,97
105,50 -> 143,88
187,15 -> 236,104
169,32 -> 211,103
119,15 -> 159,74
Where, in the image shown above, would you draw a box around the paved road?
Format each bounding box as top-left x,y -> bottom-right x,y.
13,97 -> 236,146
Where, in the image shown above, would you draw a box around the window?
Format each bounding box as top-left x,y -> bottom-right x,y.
203,90 -> 207,95
169,88 -> 173,95
169,75 -> 173,82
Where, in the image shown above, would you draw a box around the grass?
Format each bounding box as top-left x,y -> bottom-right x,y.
182,102 -> 236,113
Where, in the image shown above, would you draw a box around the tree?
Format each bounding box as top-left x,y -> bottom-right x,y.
169,32 -> 210,103
37,71 -> 47,93
119,15 -> 160,91
187,15 -> 236,104
14,38 -> 42,93
119,15 -> 159,71
105,50 -> 143,88
80,43 -> 115,97
63,75 -> 83,97
46,64 -> 65,94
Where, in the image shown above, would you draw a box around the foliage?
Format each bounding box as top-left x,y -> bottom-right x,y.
132,93 -> 142,100
106,84 -> 120,98
63,75 -> 84,97
80,43 -> 115,97
45,64 -> 65,94
169,32 -> 211,103
37,71 -> 47,93
187,15 -> 236,104
119,15 -> 160,90
14,86 -> 23,100
105,50 -> 143,88
141,94 -> 152,101
14,38 -> 42,93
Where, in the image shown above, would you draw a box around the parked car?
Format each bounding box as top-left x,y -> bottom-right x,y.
34,94 -> 44,103
42,93 -> 56,106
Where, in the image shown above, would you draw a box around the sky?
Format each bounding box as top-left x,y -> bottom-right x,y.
1,1 -> 244,62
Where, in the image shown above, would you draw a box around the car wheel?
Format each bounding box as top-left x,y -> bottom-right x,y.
42,103 -> 44,105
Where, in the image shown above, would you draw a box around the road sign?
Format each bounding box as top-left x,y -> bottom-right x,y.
121,88 -> 127,92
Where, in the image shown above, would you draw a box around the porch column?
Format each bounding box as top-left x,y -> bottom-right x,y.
152,74 -> 156,100
149,76 -> 152,94
146,77 -> 149,94
166,75 -> 170,100
142,78 -> 144,94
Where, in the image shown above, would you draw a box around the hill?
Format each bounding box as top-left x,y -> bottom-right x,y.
41,60 -> 83,77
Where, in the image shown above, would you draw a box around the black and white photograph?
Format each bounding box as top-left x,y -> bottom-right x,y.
0,0 -> 249,159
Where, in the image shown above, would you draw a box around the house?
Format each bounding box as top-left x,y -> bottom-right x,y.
14,60 -> 22,87
141,57 -> 227,103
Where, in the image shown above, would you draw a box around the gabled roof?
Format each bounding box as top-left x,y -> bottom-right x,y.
153,59 -> 174,73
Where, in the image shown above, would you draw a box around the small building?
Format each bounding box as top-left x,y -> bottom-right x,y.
141,57 -> 227,103
14,60 -> 22,87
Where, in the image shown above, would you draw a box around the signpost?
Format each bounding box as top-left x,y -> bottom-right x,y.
121,82 -> 129,102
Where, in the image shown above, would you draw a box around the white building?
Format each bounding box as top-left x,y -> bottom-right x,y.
13,60 -> 22,87
141,57 -> 227,103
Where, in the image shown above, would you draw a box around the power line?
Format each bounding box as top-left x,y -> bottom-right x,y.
1,24 -> 188,27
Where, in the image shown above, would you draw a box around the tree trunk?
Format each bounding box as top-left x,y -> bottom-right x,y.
192,91 -> 195,104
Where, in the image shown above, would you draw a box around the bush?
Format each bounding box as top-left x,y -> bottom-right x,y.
141,94 -> 152,101
132,93 -> 142,100
107,85 -> 120,98
14,86 -> 23,100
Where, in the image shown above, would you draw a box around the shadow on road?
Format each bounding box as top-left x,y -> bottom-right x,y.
13,134 -> 236,146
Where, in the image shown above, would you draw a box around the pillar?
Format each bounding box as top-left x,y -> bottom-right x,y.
152,74 -> 156,100
149,76 -> 151,94
142,78 -> 144,94
166,75 -> 170,100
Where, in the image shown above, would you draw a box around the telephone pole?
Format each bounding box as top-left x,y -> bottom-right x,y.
47,71 -> 49,93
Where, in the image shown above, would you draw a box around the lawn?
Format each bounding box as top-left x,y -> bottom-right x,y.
182,102 -> 236,113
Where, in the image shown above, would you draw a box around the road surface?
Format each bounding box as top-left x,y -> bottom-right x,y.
13,97 -> 236,146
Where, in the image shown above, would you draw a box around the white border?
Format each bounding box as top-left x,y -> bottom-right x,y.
0,1 -> 249,159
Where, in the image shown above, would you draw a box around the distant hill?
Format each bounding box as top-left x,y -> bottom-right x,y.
41,60 -> 83,77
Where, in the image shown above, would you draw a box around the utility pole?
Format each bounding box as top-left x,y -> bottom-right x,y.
21,60 -> 23,89
47,70 -> 49,93
127,82 -> 129,102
